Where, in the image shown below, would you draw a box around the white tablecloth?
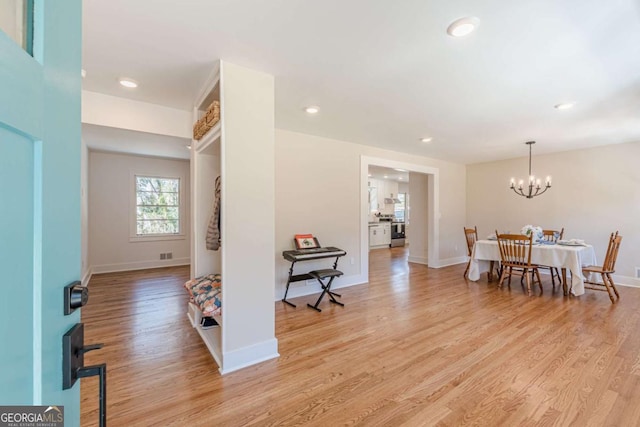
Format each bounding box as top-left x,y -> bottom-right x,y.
468,240 -> 597,296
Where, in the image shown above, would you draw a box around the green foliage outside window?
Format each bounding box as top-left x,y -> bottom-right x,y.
136,176 -> 180,235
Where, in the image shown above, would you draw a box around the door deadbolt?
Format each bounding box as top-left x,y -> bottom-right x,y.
64,281 -> 89,315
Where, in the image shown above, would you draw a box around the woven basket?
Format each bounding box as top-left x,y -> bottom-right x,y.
206,101 -> 220,126
193,100 -> 221,140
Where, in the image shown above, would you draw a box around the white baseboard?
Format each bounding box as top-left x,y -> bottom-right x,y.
408,255 -> 429,265
91,257 -> 190,275
369,245 -> 390,250
611,274 -> 640,288
276,273 -> 368,302
221,338 -> 279,375
81,268 -> 93,287
429,256 -> 468,268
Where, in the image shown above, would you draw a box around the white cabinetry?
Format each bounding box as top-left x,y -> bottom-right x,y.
190,60 -> 278,374
369,222 -> 391,248
378,180 -> 398,202
368,181 -> 378,212
369,179 -> 384,210
386,181 -> 399,201
369,224 -> 380,246
381,222 -> 391,245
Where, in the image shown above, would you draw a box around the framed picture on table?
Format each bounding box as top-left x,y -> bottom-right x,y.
294,234 -> 320,250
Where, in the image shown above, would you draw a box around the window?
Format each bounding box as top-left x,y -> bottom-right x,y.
394,193 -> 406,221
0,0 -> 33,54
135,175 -> 181,236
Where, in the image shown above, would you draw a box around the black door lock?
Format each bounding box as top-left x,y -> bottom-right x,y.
63,323 -> 106,426
64,281 -> 89,315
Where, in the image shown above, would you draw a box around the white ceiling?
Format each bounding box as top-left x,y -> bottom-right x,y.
369,165 -> 409,183
82,0 -> 640,164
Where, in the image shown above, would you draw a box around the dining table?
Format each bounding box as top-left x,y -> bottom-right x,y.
467,239 -> 597,296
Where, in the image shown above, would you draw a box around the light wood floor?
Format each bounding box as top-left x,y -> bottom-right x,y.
82,248 -> 640,426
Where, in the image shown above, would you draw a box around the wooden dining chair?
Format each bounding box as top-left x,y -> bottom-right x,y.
463,226 -> 478,279
541,228 -> 564,242
496,231 -> 542,296
540,228 -> 564,287
583,231 -> 622,303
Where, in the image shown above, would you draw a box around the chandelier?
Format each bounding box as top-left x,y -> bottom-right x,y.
509,141 -> 551,199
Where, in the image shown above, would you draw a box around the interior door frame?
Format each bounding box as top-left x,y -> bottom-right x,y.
360,156 -> 439,280
0,0 -> 82,421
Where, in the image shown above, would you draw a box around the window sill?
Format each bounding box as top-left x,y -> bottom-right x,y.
129,234 -> 186,243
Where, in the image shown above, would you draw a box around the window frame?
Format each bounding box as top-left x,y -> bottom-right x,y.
394,192 -> 407,222
129,172 -> 186,242
0,0 -> 33,55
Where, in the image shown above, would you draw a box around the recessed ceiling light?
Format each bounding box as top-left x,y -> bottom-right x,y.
304,106 -> 319,114
398,177 -> 403,180
368,173 -> 372,177
81,69 -> 86,78
394,168 -> 408,172
554,102 -> 575,110
447,17 -> 480,37
118,78 -> 138,88
384,175 -> 388,179
420,137 -> 433,143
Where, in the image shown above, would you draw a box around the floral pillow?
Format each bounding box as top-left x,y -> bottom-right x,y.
184,274 -> 222,316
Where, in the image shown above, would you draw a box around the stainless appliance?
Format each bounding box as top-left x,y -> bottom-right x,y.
391,222 -> 405,247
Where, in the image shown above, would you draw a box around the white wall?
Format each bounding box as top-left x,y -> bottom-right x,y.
80,138 -> 89,284
275,129 -> 467,300
408,172 -> 429,264
88,151 -> 190,273
466,141 -> 640,285
82,91 -> 192,139
218,61 -> 277,368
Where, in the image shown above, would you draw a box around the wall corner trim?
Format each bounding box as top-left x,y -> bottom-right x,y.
220,338 -> 279,375
81,268 -> 93,287
429,256 -> 468,268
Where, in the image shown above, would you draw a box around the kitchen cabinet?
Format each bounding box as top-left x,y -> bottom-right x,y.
369,179 -> 383,210
369,223 -> 391,248
370,178 -> 400,211
368,182 -> 378,212
379,180 -> 398,203
386,181 -> 399,201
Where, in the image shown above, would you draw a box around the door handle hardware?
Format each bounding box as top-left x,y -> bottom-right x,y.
63,323 -> 107,426
80,343 -> 104,354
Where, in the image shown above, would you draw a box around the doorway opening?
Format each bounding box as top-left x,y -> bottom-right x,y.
360,156 -> 439,282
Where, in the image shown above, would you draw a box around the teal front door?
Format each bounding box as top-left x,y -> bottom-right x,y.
0,1 -> 83,426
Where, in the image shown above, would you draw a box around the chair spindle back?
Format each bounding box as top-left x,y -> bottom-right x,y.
464,226 -> 478,256
603,231 -> 622,273
496,231 -> 533,266
542,228 -> 564,242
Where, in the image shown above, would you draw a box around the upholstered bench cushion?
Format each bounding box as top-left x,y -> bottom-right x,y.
184,274 -> 222,317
